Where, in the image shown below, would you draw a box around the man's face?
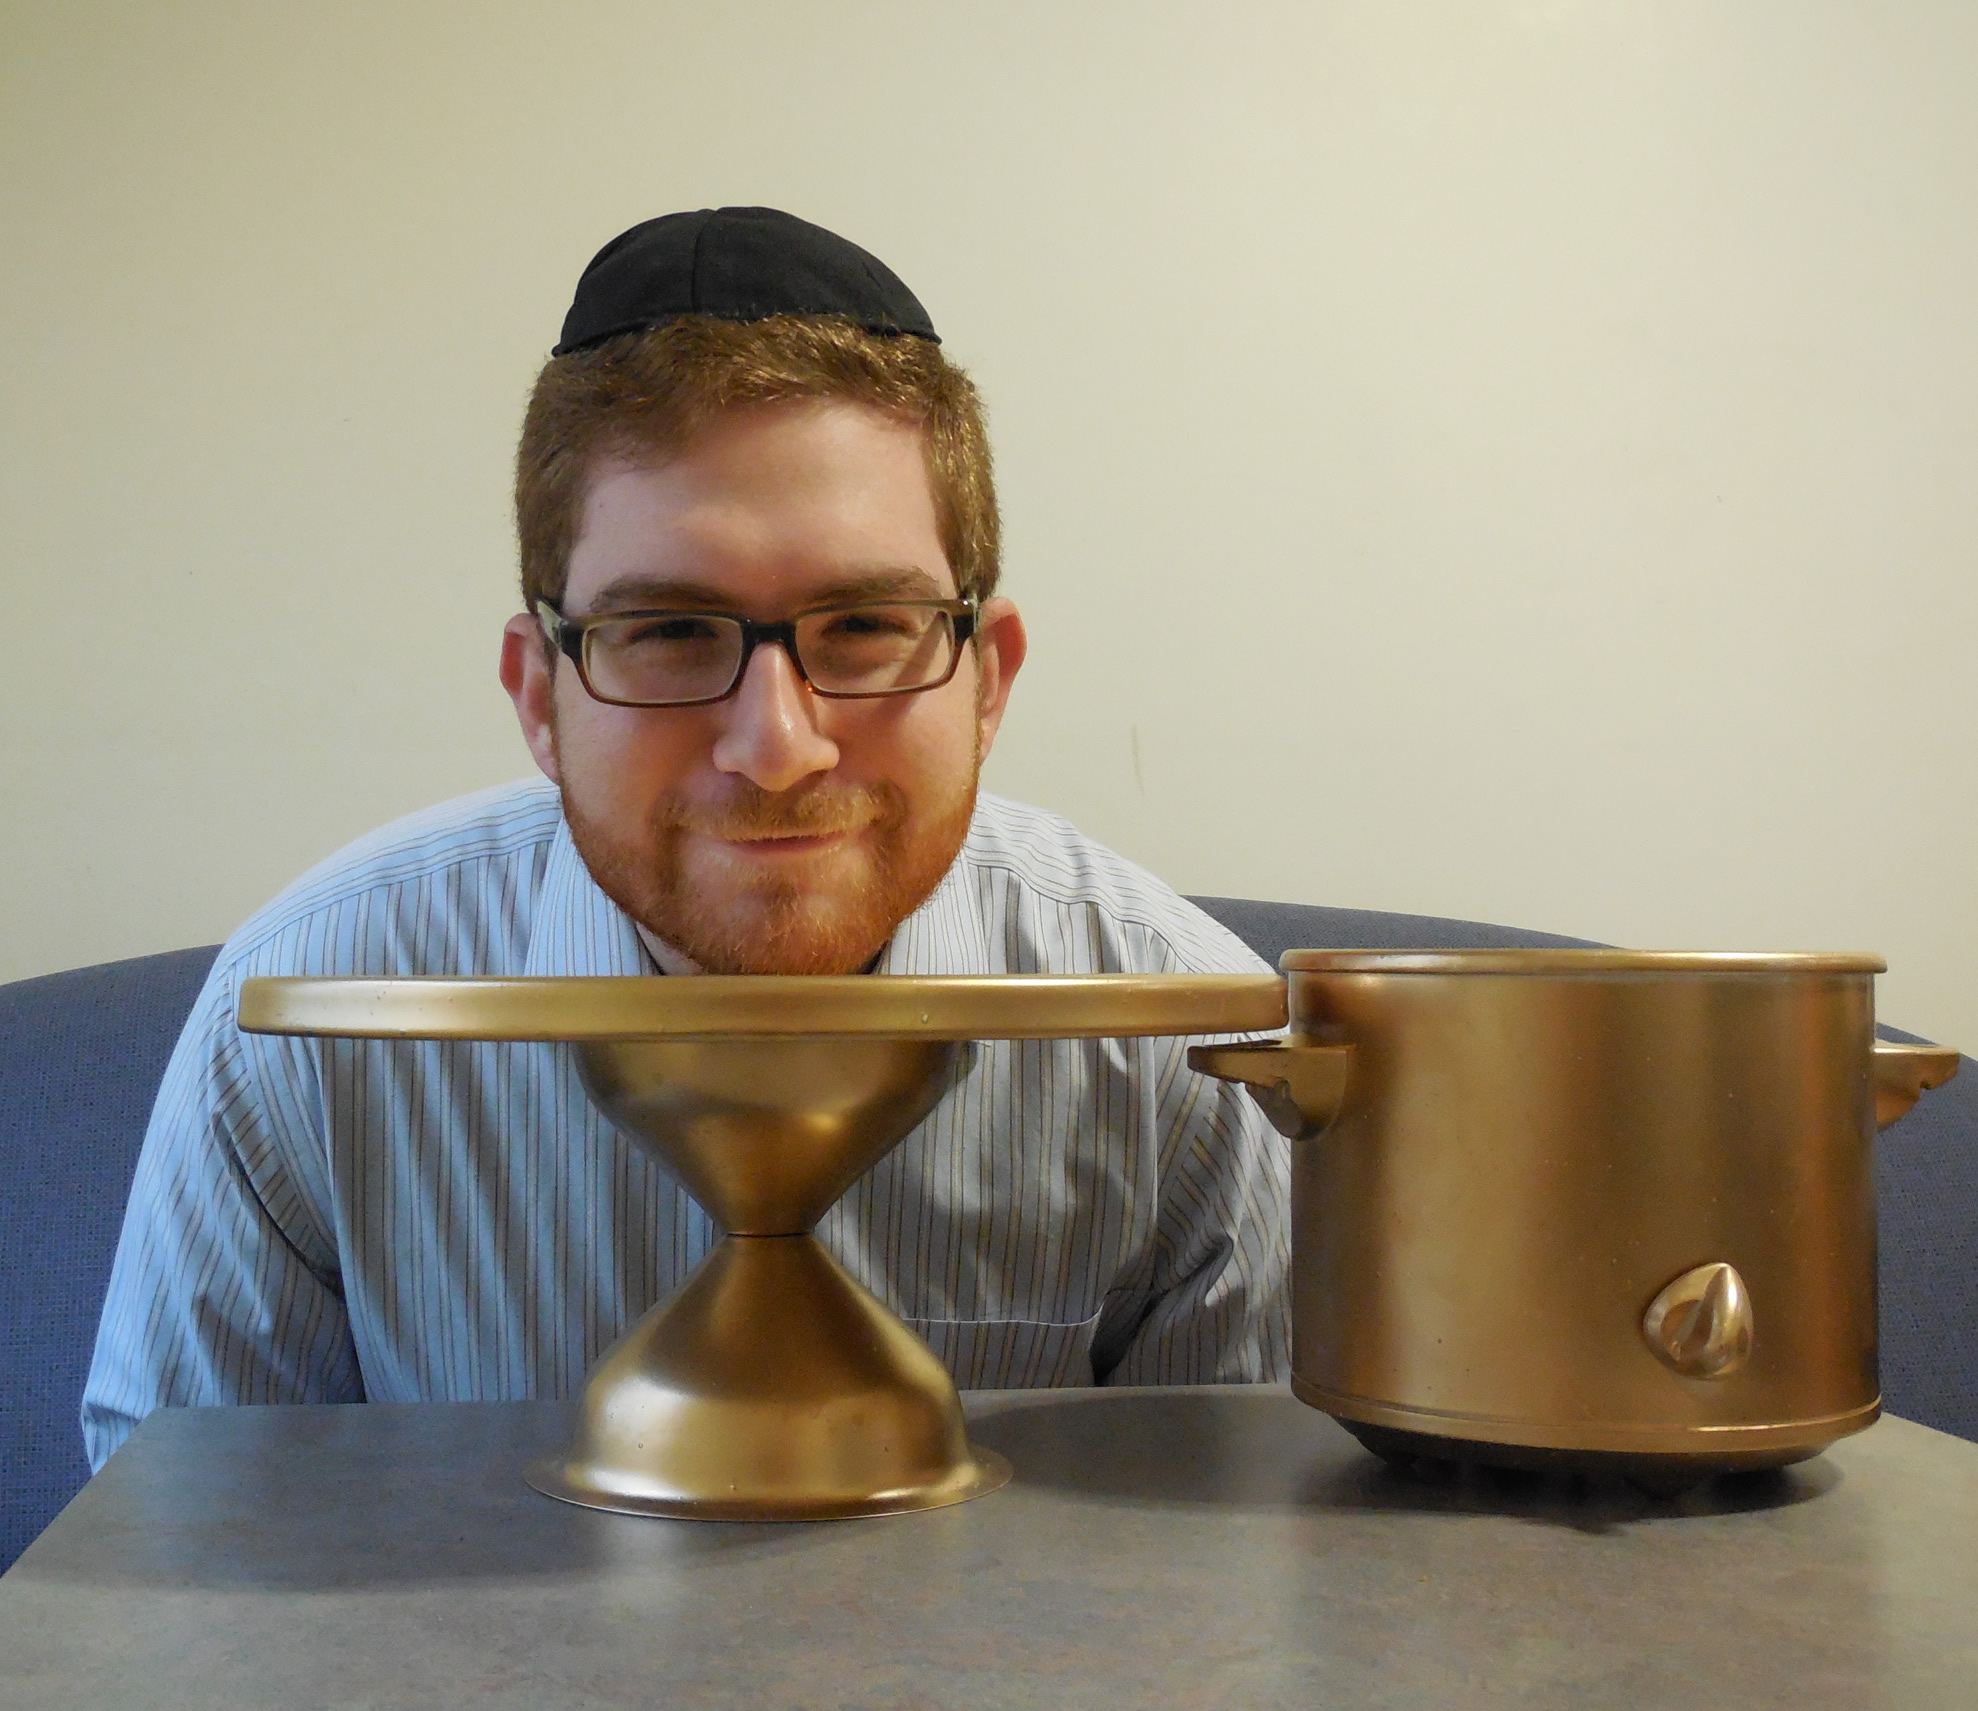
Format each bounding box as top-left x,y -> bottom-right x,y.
500,398 -> 1025,975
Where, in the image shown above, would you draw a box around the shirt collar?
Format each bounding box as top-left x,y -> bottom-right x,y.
521,816 -> 661,978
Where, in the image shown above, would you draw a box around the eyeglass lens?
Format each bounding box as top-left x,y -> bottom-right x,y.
583,604 -> 962,705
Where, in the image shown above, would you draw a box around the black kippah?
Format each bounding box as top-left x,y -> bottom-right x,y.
553,206 -> 938,355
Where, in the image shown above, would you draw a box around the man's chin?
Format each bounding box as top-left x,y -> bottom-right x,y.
658,887 -> 893,976
561,773 -> 978,977
623,836 -> 879,974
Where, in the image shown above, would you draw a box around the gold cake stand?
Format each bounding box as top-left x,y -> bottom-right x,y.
239,973 -> 1285,1521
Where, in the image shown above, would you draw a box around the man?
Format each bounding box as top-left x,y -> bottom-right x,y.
84,208 -> 1288,1468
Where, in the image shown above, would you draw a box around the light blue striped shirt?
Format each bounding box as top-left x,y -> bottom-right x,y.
83,781 -> 1290,1468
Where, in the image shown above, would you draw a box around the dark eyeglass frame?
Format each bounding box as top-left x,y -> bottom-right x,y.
534,596 -> 980,708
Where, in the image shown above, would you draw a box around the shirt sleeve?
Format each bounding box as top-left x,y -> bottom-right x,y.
81,959 -> 364,1469
1090,1042 -> 1292,1386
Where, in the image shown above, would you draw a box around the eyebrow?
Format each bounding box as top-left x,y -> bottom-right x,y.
581,566 -> 952,614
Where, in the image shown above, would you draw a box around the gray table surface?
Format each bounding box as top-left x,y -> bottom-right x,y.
3,1386 -> 1975,1710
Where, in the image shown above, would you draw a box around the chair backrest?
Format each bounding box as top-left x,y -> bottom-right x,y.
1186,896 -> 1978,1446
1184,896 -> 1599,963
1872,1023 -> 1978,1443
0,945 -> 219,1573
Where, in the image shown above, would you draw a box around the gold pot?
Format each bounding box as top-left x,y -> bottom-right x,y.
1191,951 -> 1960,1478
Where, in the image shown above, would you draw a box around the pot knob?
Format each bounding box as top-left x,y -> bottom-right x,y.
1641,1262 -> 1753,1380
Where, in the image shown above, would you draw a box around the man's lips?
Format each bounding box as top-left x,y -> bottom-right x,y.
694,827 -> 861,857
669,792 -> 886,860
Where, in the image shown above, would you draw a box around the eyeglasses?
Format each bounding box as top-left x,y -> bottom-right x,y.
535,597 -> 979,708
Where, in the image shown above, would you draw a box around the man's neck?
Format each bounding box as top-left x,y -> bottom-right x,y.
631,920 -> 888,976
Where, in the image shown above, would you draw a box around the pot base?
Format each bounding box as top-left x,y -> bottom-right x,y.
1295,1375 -> 1880,1492
1335,1419 -> 1826,1496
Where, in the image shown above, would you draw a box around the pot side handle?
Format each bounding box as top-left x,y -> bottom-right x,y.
1186,1041 -> 1354,1140
1873,1041 -> 1961,1130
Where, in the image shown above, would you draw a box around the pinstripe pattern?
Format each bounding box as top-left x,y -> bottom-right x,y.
83,780 -> 1289,1469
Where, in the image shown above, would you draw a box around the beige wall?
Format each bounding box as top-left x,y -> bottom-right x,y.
3,1 -> 1974,1047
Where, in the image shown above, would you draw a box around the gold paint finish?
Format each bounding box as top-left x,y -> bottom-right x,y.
238,972 -> 1286,1042
239,972 -> 1282,1520
536,1030 -> 1017,1518
526,1232 -> 1011,1520
1184,1041 -> 1353,1141
1872,1040 -> 1961,1128
1641,1262 -> 1755,1380
574,1036 -> 959,1235
1279,949 -> 1888,976
1193,949 -> 1962,1473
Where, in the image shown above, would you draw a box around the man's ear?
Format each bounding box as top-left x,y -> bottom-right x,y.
500,613 -> 562,784
970,596 -> 1027,761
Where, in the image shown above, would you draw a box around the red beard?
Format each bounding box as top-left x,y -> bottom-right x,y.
562,766 -> 977,975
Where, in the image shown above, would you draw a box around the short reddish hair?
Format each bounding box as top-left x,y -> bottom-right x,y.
514,316 -> 999,610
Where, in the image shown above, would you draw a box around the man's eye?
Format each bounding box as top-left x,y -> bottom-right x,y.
618,616 -> 724,645
819,607 -> 922,640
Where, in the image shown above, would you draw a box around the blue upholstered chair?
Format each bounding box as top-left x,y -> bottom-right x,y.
4,904 -> 1973,1573
2,945 -> 220,1573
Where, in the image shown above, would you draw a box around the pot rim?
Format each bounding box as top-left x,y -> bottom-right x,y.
1280,949 -> 1886,976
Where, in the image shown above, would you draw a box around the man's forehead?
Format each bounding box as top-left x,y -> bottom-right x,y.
590,397 -> 926,489
564,411 -> 956,611
579,564 -> 953,613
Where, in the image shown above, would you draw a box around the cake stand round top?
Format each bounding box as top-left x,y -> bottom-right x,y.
237,973 -> 1288,1041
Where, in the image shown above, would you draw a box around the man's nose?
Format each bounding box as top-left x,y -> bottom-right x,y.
708,640 -> 840,791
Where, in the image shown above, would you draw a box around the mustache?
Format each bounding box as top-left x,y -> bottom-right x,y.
658,781 -> 897,840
